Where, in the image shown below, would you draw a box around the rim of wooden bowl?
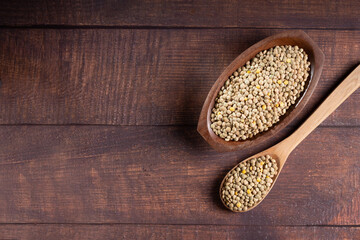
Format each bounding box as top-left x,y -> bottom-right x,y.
197,30 -> 325,152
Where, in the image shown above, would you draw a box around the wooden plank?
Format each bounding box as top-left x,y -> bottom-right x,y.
0,29 -> 359,126
0,126 -> 358,225
0,0 -> 359,29
0,224 -> 359,240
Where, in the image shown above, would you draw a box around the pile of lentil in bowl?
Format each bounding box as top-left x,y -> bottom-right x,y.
210,45 -> 310,141
220,155 -> 278,212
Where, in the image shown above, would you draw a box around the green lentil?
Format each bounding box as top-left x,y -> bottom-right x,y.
210,45 -> 310,141
221,155 -> 278,211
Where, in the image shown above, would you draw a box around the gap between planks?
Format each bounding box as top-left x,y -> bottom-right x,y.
0,223 -> 359,228
0,25 -> 359,31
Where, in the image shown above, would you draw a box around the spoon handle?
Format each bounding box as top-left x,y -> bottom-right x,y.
281,64 -> 360,155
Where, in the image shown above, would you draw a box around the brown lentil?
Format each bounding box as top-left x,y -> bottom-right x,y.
210,45 -> 310,141
221,155 -> 278,211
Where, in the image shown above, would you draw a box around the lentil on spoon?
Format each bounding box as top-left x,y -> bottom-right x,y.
220,155 -> 278,211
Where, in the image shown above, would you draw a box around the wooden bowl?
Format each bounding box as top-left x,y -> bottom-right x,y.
197,30 -> 325,152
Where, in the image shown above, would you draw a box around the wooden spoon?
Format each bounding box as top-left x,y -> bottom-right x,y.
220,64 -> 360,212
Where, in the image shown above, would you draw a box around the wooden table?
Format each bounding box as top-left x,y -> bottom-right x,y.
0,1 -> 359,239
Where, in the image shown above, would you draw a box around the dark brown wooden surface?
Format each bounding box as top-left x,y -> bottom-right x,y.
0,126 -> 358,225
0,0 -> 359,239
1,225 -> 359,239
0,29 -> 359,126
0,0 -> 359,29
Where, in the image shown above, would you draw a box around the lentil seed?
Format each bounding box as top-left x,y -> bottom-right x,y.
221,155 -> 278,211
211,45 -> 310,140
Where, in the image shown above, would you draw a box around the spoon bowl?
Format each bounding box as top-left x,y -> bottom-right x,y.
198,30 -> 325,152
220,65 -> 360,212
219,144 -> 286,212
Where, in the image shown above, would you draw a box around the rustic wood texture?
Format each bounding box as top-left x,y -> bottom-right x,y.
0,126 -> 358,225
0,0 -> 359,238
0,29 -> 359,126
0,0 -> 359,29
0,225 -> 359,240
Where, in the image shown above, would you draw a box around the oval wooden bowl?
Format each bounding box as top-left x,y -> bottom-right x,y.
197,30 -> 325,152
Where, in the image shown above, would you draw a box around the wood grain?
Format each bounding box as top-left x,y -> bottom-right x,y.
0,29 -> 359,126
0,126 -> 358,225
0,224 -> 359,240
0,0 -> 358,236
0,0 -> 359,29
